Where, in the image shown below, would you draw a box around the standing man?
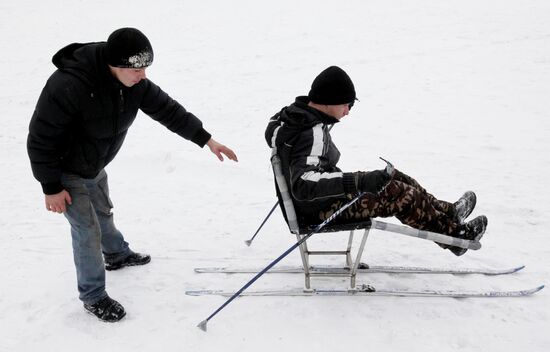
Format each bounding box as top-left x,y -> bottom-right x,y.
27,28 -> 238,322
265,66 -> 487,256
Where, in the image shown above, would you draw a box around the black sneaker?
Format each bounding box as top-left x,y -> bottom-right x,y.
84,296 -> 126,322
449,215 -> 488,256
105,252 -> 151,271
454,191 -> 476,223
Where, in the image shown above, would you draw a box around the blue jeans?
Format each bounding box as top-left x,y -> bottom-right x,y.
61,169 -> 130,305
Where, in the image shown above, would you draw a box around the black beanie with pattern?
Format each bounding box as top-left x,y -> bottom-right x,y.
106,28 -> 154,68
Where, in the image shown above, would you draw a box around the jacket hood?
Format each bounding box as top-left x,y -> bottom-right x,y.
52,42 -> 112,87
265,96 -> 339,149
280,96 -> 340,128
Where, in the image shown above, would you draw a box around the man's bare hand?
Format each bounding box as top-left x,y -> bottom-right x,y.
206,138 -> 238,162
45,190 -> 72,213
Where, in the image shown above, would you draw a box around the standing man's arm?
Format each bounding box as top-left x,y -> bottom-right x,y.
27,75 -> 76,213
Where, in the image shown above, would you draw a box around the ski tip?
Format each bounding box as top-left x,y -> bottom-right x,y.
523,285 -> 545,296
514,265 -> 526,272
197,320 -> 208,332
244,240 -> 252,247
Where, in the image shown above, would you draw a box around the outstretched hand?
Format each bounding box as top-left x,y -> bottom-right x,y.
357,170 -> 390,195
206,138 -> 238,162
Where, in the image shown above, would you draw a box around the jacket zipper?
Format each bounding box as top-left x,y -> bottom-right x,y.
105,89 -> 122,162
119,89 -> 124,113
114,89 -> 122,135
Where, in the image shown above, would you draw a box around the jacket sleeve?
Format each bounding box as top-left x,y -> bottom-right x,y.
288,125 -> 357,202
27,73 -> 79,195
139,80 -> 211,147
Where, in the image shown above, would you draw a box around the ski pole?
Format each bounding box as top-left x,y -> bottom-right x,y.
244,201 -> 279,246
197,191 -> 366,332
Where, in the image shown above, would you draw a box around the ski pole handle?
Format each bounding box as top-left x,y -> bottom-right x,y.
379,156 -> 395,177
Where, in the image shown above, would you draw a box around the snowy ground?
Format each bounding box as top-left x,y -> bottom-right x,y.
1,0 -> 549,351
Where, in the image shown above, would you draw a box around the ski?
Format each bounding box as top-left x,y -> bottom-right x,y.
186,284 -> 544,298
194,264 -> 525,276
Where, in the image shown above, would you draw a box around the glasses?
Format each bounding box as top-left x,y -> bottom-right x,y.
348,101 -> 355,110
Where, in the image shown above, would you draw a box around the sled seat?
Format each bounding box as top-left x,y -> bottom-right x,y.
297,220 -> 373,235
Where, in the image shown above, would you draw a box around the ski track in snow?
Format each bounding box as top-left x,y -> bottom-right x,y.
1,0 -> 550,351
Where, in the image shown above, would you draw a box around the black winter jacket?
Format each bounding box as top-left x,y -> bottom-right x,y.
28,42 -> 211,194
265,97 -> 357,222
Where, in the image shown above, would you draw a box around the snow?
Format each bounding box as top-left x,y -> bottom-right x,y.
1,0 -> 549,351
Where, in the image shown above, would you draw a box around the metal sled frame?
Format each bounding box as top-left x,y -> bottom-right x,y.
272,154 -> 373,290
271,154 -> 480,291
294,225 -> 371,291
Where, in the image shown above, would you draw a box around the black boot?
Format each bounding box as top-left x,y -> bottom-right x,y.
105,252 -> 151,271
449,215 -> 488,256
84,296 -> 126,322
454,191 -> 477,223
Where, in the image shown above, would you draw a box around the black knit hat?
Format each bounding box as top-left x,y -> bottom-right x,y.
308,66 -> 356,105
106,28 -> 154,68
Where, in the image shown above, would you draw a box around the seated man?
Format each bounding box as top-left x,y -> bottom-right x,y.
265,66 -> 487,256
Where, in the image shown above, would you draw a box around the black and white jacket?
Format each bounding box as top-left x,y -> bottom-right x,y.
265,96 -> 357,222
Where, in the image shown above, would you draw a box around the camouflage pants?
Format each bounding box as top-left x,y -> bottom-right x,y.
319,170 -> 459,235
